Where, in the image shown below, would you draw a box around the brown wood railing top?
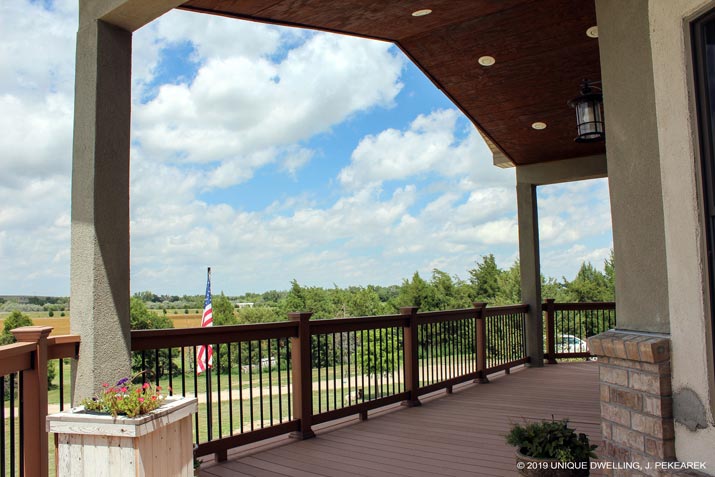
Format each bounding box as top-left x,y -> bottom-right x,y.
543,301 -> 615,311
0,341 -> 36,376
309,313 -> 407,333
484,304 -> 530,316
131,320 -> 299,350
48,334 -> 81,359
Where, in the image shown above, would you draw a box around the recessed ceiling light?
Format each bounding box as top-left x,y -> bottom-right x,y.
478,55 -> 496,67
412,9 -> 432,17
531,122 -> 547,130
586,26 -> 598,38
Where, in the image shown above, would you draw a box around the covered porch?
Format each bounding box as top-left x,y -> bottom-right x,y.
201,362 -> 601,477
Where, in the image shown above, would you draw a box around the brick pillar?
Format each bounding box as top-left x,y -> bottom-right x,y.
588,331 -> 677,476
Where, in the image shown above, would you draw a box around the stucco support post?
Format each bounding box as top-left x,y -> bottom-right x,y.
70,18 -> 132,402
516,182 -> 544,367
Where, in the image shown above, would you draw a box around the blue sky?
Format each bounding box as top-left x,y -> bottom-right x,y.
0,1 -> 613,296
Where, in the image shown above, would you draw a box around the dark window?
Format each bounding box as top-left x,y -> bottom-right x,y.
692,11 -> 715,376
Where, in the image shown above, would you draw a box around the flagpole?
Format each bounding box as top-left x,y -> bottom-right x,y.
205,266 -> 213,441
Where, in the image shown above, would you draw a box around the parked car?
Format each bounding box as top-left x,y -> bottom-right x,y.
555,334 -> 589,354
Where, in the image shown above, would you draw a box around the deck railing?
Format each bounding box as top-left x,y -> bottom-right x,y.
0,300 -> 611,474
0,327 -> 80,477
131,303 -> 530,462
543,299 -> 616,363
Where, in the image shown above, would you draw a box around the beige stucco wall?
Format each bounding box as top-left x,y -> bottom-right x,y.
597,0 -> 671,334
647,0 -> 715,470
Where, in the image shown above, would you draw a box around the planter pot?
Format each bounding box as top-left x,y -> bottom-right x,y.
515,450 -> 590,477
47,396 -> 198,477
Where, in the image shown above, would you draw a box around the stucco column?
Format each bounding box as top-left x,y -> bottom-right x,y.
70,19 -> 132,402
516,182 -> 544,366
596,0 -> 670,333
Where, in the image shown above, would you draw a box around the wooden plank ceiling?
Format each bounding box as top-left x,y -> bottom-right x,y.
178,0 -> 604,166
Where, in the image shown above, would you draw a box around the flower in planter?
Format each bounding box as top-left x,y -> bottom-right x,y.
81,374 -> 165,417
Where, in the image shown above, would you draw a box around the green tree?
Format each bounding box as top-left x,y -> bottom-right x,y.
129,298 -> 175,379
604,249 -> 615,300
238,306 -> 282,324
346,286 -> 388,317
212,293 -> 237,325
494,260 -> 521,305
469,254 -> 501,302
0,311 -> 33,345
395,272 -> 435,310
565,262 -> 610,302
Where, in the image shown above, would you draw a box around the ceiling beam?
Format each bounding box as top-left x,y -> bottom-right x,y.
515,154 -> 607,185
80,0 -> 184,31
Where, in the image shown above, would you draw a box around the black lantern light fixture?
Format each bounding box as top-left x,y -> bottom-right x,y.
568,79 -> 604,143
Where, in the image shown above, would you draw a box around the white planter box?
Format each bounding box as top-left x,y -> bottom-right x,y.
47,396 -> 198,477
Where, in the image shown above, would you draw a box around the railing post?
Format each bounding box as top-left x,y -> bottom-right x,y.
288,312 -> 315,439
473,303 -> 489,384
545,298 -> 557,364
400,307 -> 421,407
11,325 -> 53,477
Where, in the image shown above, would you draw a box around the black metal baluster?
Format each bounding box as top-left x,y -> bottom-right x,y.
317,335 -> 322,413
339,332 -> 345,407
325,334 -> 330,410
378,328 -> 384,397
180,347 -> 186,397
371,329 -> 378,399
154,348 -> 160,386
285,338 -> 291,421
206,366 -> 213,442
277,338 -> 282,423
238,342 -> 244,433
332,332 -> 337,409
141,351 -> 147,380
216,344 -> 222,438
193,346 -> 199,443
59,358 -> 64,411
391,327 -> 396,396
168,348 -> 174,397
345,331 -> 351,406
360,330 -> 366,402
258,340 -> 264,428
268,339 -> 273,426
227,343 -> 233,434
248,341 -> 254,431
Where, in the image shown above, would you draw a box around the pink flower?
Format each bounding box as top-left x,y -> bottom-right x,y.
120,387 -> 127,393
139,398 -> 144,403
142,382 -> 150,389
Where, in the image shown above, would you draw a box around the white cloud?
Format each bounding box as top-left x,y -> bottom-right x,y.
0,2 -> 614,296
131,22 -> 404,192
338,109 -> 514,191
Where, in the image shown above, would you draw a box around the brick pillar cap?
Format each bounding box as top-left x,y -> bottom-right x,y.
588,330 -> 670,363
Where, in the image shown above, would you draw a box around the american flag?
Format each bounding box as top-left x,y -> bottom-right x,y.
196,268 -> 214,374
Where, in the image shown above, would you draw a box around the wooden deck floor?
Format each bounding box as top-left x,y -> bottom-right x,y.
200,362 -> 601,477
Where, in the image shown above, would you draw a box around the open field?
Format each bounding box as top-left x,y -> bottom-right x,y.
0,314 -> 203,335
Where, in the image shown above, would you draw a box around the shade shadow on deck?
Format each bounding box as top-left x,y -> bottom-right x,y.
201,362 -> 601,477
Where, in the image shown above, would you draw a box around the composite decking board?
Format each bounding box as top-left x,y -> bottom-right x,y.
200,363 -> 601,477
260,445 -> 407,477
305,434 -> 511,474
